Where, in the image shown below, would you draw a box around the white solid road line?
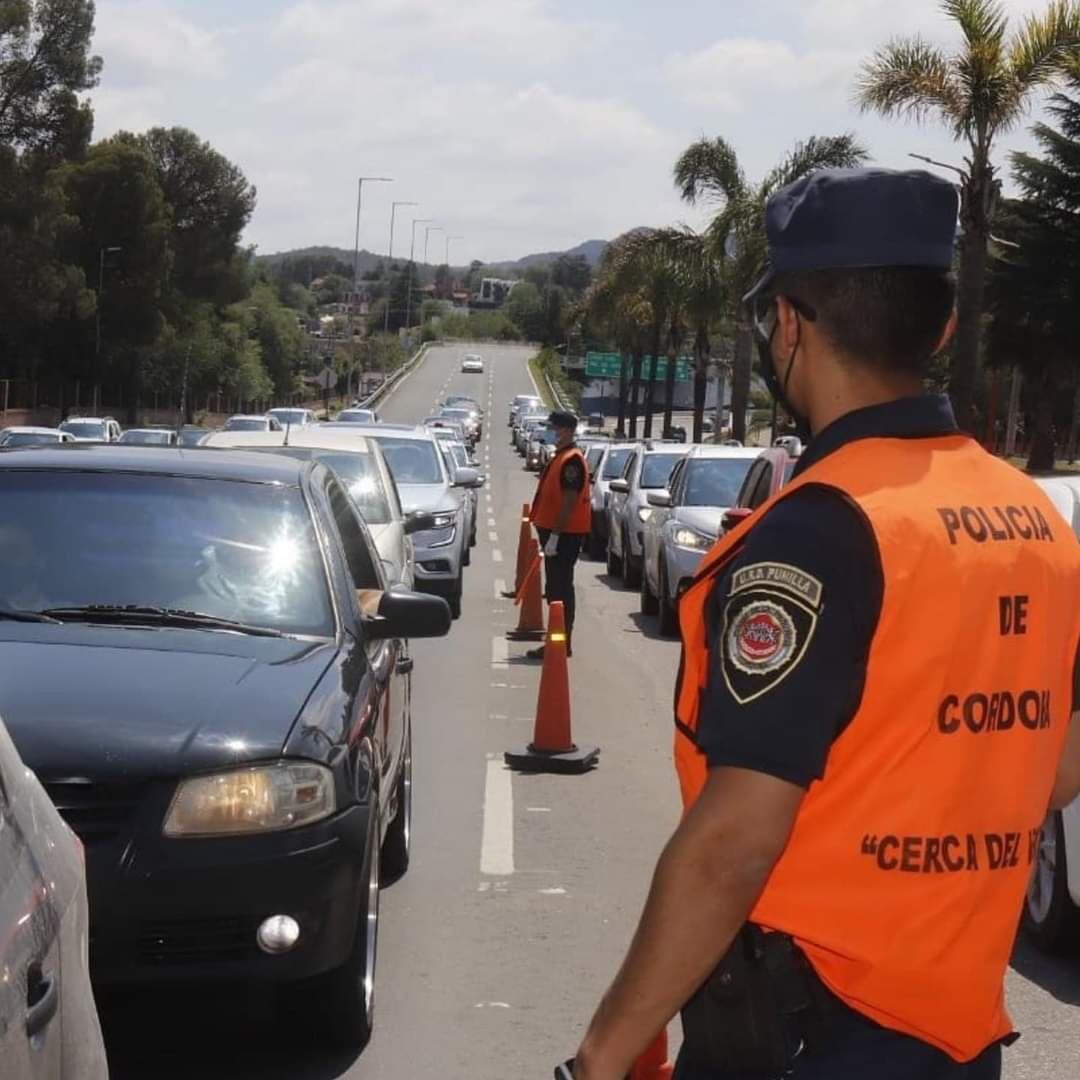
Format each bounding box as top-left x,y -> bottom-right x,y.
491,636 -> 509,668
481,756 -> 515,876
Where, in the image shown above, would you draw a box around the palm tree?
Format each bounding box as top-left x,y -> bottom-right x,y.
674,134 -> 867,443
856,0 -> 1080,432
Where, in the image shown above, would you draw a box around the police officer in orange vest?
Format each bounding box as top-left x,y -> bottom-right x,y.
529,410 -> 592,658
567,169 -> 1080,1079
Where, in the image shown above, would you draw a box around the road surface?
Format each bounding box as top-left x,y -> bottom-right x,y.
101,342 -> 1079,1079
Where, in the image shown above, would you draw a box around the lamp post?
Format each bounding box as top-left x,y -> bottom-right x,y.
348,177 -> 392,399
385,200 -> 418,335
445,235 -> 464,302
406,218 -> 434,335
95,246 -> 122,412
423,225 -> 444,322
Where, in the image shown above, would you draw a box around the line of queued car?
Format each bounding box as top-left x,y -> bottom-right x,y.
0,361 -> 492,1074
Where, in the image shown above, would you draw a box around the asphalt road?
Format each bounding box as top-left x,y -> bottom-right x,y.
100,343 -> 1079,1078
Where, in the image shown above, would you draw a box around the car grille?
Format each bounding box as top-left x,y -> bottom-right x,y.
44,780 -> 147,845
136,916 -> 255,967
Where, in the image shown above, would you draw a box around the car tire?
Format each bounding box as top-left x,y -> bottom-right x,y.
448,583 -> 462,620
606,534 -> 622,578
622,528 -> 641,588
463,545 -> 471,567
1025,810 -> 1080,950
381,723 -> 412,882
658,561 -> 678,637
640,562 -> 658,615
321,801 -> 380,1050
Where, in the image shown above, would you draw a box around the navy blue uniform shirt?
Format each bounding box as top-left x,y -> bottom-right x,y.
698,394 -> 1080,789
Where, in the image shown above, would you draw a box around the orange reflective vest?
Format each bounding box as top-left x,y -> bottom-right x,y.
674,433 -> 1080,1062
530,445 -> 591,534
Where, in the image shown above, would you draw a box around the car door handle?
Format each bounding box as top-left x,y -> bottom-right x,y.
25,968 -> 59,1038
395,657 -> 414,675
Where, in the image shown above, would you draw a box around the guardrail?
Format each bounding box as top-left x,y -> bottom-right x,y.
356,341 -> 436,410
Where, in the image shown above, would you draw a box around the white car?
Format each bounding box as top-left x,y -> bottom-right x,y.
202,428 -> 425,590
57,417 -> 121,443
0,426 -> 75,448
117,428 -> 178,446
461,354 -> 484,373
337,408 -> 379,424
1025,474 -> 1080,951
267,407 -> 317,429
224,414 -> 283,433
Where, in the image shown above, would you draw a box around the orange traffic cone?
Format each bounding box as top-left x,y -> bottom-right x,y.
629,1030 -> 674,1080
504,602 -> 599,774
505,542 -> 545,642
501,503 -> 533,598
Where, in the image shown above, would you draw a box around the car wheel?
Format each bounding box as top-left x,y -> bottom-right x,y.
448,583 -> 462,620
381,723 -> 412,882
606,534 -> 622,578
640,561 -> 658,615
658,561 -> 678,637
463,545 -> 471,567
622,528 -> 641,588
322,802 -> 380,1050
1025,811 -> 1080,950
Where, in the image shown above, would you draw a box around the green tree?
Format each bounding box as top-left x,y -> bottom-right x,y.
247,281 -> 306,399
674,133 -> 868,442
434,262 -> 451,298
856,0 -> 1080,431
0,0 -> 100,152
987,60 -> 1080,470
505,279 -> 545,339
552,253 -> 592,294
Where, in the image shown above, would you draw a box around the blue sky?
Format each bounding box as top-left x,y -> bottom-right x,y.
90,1 -> 1059,262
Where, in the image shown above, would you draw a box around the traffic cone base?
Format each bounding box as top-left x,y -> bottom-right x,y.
503,743 -> 599,774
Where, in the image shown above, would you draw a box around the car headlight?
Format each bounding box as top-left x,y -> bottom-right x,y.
430,512 -> 455,529
163,762 -> 335,838
672,526 -> 712,551
637,507 -> 653,523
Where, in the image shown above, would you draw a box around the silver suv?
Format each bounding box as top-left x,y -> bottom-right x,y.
606,442 -> 692,588
58,416 -> 121,443
587,442 -> 636,558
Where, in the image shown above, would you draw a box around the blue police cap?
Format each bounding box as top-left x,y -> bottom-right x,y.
744,168 -> 959,303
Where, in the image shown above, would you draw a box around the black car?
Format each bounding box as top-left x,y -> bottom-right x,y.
0,446 -> 450,1048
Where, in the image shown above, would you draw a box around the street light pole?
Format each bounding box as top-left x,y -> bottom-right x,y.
423,225 -> 444,318
349,176 -> 392,400
445,235 -> 464,302
385,200 -> 418,335
95,245 -> 122,413
406,218 -> 434,335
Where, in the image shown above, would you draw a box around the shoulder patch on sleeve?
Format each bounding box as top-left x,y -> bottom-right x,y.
730,561 -> 823,610
720,584 -> 820,705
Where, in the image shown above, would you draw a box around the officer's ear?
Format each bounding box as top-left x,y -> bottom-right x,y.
933,308 -> 958,356
774,295 -> 803,353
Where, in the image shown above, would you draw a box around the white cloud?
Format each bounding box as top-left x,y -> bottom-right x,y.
93,2 -> 225,80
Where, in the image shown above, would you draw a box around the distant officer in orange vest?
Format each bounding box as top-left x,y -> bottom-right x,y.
568,169 -> 1080,1079
529,410 -> 591,658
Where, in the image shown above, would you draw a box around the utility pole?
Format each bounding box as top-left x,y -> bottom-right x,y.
348,177 -> 392,396
406,218 -> 434,337
385,201 -> 418,335
423,225 -> 444,322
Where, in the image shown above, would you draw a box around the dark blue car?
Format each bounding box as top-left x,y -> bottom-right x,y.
0,445 -> 450,1049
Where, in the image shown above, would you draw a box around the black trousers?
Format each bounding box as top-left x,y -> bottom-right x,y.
672,995 -> 1003,1080
536,529 -> 583,638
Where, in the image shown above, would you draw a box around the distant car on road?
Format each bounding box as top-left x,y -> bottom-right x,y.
461,354 -> 484,373
337,408 -> 379,424
587,442 -> 636,558
1025,475 -> 1080,952
0,712 -> 109,1079
509,394 -> 542,426
224,414 -> 283,433
438,407 -> 480,445
525,426 -> 558,471
58,416 -> 121,443
606,442 -> 692,588
0,426 -> 75,448
640,446 -> 762,635
437,439 -> 481,555
118,427 -> 179,446
267,407 -> 317,429
177,426 -> 211,447
0,445 -> 451,1050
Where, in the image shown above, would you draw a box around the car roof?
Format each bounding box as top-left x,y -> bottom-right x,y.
686,445 -> 763,460
1,426 -> 63,435
122,427 -> 173,435
61,416 -> 111,423
643,443 -> 692,455
227,414 -> 269,422
202,429 -> 375,454
333,424 -> 434,442
0,443 -> 310,484
268,406 -> 311,413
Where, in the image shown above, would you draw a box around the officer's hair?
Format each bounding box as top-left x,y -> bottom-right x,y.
773,267 -> 956,375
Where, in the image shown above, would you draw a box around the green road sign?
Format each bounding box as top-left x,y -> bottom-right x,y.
585,352 -> 692,382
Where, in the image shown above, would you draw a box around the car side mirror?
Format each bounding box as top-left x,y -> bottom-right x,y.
646,490 -> 672,508
609,479 -> 630,494
404,510 -> 436,535
454,466 -> 483,488
721,507 -> 753,533
362,588 -> 451,640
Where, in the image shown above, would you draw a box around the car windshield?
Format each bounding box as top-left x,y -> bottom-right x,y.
338,410 -> 375,424
60,421 -> 106,438
3,432 -> 62,447
683,458 -> 756,507
640,454 -> 683,489
270,410 -> 307,425
449,445 -> 469,469
257,448 -> 390,524
602,448 -> 633,479
120,430 -> 172,446
539,429 -> 558,445
370,437 -> 443,484
585,446 -> 605,473
441,409 -> 472,422
0,472 -> 333,636
178,429 -> 207,447
225,418 -> 267,431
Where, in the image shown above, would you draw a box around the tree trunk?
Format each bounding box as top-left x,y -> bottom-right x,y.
731,322 -> 753,444
692,328 -> 708,443
951,167 -> 992,435
643,327 -> 660,439
628,351 -> 643,438
1067,383 -> 1080,464
1025,372 -> 1056,473
662,345 -> 677,438
615,352 -> 628,436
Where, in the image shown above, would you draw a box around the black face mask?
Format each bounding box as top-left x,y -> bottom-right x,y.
758,318 -> 812,444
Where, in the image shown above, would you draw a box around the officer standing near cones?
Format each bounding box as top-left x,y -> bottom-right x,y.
528,410 -> 591,659
565,168 -> 1080,1080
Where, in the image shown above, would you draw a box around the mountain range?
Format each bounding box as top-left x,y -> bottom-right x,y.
255,238 -> 609,274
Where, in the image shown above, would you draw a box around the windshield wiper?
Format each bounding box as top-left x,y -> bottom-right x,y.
0,607 -> 62,624
40,605 -> 290,639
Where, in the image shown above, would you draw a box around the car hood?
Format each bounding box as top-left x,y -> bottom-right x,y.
396,482 -> 459,514
0,628 -> 337,780
672,506 -> 726,539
